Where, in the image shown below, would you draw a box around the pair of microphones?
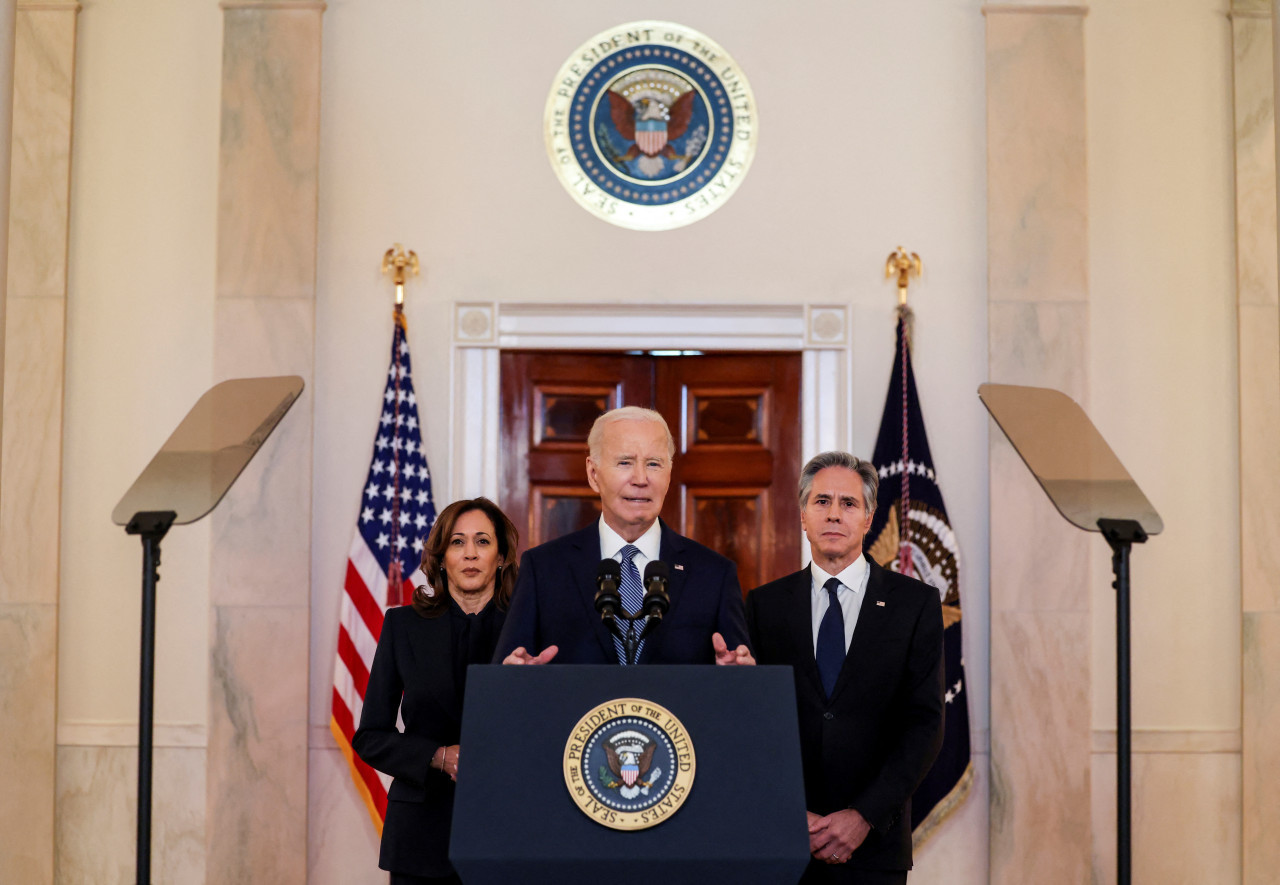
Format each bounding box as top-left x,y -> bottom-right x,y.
594,558 -> 671,625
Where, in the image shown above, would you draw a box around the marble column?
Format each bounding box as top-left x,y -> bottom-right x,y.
984,4 -> 1092,883
0,3 -> 73,883
1237,2 -> 1280,882
208,2 -> 322,882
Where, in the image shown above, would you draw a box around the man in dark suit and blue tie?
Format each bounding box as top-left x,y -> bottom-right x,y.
747,452 -> 944,884
495,406 -> 754,667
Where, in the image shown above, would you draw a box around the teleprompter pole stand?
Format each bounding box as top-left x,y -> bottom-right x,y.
1097,517 -> 1148,885
126,510 -> 176,885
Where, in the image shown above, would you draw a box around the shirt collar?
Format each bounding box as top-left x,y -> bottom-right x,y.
598,516 -> 662,563
809,553 -> 868,595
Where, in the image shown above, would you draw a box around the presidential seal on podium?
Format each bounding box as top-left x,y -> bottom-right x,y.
544,21 -> 758,231
563,698 -> 696,831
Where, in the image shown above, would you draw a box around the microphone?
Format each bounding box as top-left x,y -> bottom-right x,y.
641,560 -> 670,621
595,558 -> 623,625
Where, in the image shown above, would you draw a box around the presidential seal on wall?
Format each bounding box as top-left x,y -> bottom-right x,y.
563,698 -> 696,830
544,21 -> 758,231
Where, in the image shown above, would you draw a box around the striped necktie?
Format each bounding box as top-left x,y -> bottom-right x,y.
614,544 -> 647,664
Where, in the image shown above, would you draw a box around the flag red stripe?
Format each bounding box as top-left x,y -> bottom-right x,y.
344,559 -> 385,640
337,625 -> 370,697
332,686 -> 357,739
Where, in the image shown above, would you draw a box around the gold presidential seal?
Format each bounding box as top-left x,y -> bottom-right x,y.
544,21 -> 758,231
563,698 -> 696,831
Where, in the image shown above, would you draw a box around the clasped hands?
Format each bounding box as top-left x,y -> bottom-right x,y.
807,808 -> 870,864
502,632 -> 754,666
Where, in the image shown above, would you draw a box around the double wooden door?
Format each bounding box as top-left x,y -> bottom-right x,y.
499,351 -> 801,592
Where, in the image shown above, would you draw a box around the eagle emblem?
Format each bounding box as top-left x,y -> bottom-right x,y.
600,730 -> 662,799
598,68 -> 708,179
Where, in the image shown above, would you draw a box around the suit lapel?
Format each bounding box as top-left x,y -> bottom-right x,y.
568,523 -> 618,662
635,521 -> 682,665
829,559 -> 891,703
409,609 -> 458,722
787,568 -> 824,697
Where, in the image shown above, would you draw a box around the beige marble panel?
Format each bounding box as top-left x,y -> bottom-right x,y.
211,295 -> 313,609
1232,15 -> 1277,308
1243,611 -> 1280,882
0,602 -> 55,884
1091,751 -> 1241,885
216,8 -> 321,302
0,297 -> 62,604
7,5 -> 75,302
910,753 -> 989,884
986,11 -> 1087,304
207,604 -> 308,883
56,744 -> 208,884
990,611 -> 1090,884
988,300 -> 1088,399
1239,305 -> 1280,613
308,746 -> 383,885
990,436 -> 1092,613
55,745 -> 132,885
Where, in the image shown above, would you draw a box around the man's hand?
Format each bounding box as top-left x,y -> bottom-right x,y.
712,632 -> 755,666
502,645 -> 559,665
809,808 -> 871,864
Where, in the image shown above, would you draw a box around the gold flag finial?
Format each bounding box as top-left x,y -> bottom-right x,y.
885,247 -> 923,307
381,244 -> 420,307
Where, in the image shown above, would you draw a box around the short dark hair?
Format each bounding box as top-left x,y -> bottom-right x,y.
411,497 -> 519,617
798,451 -> 879,515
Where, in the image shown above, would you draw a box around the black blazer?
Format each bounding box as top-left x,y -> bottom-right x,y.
352,603 -> 504,877
746,559 -> 944,875
493,520 -> 750,664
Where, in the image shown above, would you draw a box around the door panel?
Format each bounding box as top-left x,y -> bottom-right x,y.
501,351 -> 801,590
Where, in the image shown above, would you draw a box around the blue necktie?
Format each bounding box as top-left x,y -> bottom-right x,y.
614,545 -> 647,665
815,577 -> 845,698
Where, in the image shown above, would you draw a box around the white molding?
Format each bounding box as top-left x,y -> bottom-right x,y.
450,302 -> 851,502
1091,728 -> 1241,754
57,720 -> 207,748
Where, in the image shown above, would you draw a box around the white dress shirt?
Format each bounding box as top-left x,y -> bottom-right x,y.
810,554 -> 870,654
598,517 -> 662,593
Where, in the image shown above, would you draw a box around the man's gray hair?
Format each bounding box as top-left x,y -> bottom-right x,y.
587,406 -> 676,461
798,451 -> 879,514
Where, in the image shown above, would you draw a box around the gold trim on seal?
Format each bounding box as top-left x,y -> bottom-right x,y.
563,697 -> 696,831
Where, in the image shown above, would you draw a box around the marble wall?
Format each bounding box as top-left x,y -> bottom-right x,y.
0,3 -> 72,883
984,5 -> 1092,882
207,2 -> 323,883
1234,1 -> 1280,881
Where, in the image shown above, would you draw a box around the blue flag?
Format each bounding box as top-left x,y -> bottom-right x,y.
865,311 -> 973,846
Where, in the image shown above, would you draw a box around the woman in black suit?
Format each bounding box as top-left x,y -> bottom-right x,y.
353,496 -> 518,884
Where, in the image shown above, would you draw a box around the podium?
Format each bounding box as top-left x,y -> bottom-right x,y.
451,665 -> 811,885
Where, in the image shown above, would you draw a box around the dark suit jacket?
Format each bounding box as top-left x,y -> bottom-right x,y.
493,520 -> 750,664
746,559 -> 944,876
352,603 -> 504,877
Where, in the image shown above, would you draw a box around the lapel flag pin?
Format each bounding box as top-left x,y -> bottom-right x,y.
674,564 -> 684,571
876,600 -> 886,607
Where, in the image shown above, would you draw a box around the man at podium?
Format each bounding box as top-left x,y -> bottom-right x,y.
494,406 -> 754,666
747,452 -> 944,884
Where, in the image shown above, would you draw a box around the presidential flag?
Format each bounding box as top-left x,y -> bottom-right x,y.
865,310 -> 973,846
330,307 -> 437,832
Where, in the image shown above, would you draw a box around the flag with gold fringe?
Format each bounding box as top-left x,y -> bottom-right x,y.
865,308 -> 973,846
329,307 -> 437,832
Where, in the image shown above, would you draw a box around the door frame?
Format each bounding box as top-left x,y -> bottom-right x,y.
449,302 -> 851,548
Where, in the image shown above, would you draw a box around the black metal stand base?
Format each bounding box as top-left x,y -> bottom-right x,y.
126,511 -> 175,885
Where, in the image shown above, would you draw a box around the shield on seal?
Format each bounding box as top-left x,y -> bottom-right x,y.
635,118 -> 668,157
621,762 -> 639,786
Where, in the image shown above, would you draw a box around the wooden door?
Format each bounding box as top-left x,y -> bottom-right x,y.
500,351 -> 801,591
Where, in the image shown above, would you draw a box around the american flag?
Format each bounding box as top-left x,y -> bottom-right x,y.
329,307 -> 437,832
865,308 -> 972,848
